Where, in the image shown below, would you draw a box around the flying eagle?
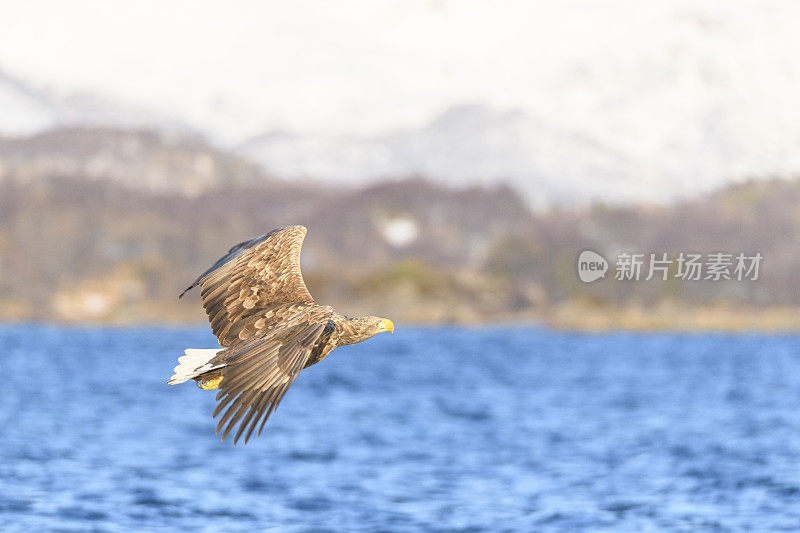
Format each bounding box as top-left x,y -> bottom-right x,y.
168,225 -> 394,444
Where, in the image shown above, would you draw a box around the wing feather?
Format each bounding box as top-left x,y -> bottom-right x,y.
211,313 -> 330,444
180,225 -> 315,346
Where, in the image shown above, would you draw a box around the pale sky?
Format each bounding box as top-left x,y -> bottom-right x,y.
2,0 -> 796,141
3,0 -> 543,140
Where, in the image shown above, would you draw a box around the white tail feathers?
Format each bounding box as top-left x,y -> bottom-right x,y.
168,348 -> 224,385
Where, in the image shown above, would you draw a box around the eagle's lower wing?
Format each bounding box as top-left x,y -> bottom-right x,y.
179,225 -> 315,346
212,314 -> 330,444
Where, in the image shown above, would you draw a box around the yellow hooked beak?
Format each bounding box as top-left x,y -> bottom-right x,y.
379,318 -> 395,333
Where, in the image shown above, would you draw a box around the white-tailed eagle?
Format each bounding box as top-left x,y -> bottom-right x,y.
168,225 -> 394,444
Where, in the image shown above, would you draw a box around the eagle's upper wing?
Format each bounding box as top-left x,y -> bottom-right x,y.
180,225 -> 315,346
210,305 -> 332,444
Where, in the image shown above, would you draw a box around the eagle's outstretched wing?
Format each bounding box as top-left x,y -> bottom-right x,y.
210,305 -> 332,444
179,225 -> 315,346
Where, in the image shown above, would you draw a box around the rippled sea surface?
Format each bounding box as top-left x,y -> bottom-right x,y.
3,324 -> 800,531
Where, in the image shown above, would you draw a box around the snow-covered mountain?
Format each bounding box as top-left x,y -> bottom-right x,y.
0,70 -> 188,137
236,100 -> 800,207
237,105 -> 643,206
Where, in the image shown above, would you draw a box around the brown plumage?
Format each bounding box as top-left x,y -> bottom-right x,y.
168,225 -> 394,444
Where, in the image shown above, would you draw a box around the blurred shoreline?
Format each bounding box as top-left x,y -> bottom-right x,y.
4,304 -> 800,333
2,127 -> 799,332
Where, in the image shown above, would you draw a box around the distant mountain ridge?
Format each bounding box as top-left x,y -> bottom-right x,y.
0,127 -> 271,195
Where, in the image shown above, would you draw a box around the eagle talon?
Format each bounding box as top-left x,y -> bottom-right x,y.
197,376 -> 224,390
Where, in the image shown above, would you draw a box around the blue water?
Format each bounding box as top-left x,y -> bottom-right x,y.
3,325 -> 800,531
